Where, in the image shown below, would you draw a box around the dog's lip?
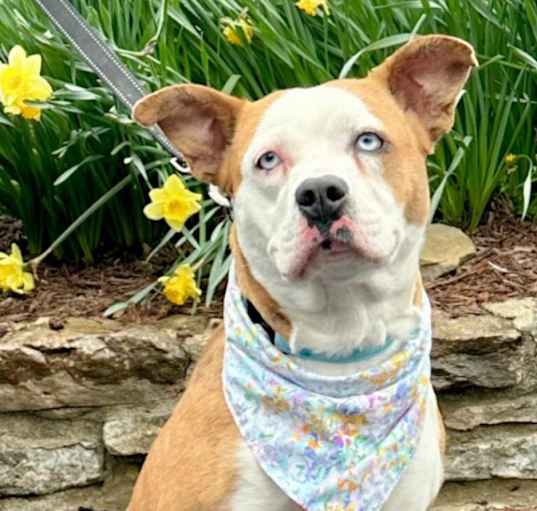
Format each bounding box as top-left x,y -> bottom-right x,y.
287,234 -> 358,280
318,238 -> 353,254
286,221 -> 385,279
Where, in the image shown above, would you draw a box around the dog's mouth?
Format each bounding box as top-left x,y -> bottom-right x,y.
319,225 -> 353,252
286,217 -> 384,279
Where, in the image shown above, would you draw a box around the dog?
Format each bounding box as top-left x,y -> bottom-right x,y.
127,35 -> 476,511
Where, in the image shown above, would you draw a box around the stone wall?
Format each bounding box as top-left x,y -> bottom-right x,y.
1,298 -> 537,510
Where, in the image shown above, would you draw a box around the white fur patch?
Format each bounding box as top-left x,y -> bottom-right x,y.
229,444 -> 301,511
234,85 -> 426,358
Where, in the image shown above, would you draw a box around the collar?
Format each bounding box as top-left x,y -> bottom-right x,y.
245,299 -> 394,365
274,333 -> 394,364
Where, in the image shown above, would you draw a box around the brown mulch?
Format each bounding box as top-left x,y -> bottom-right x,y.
1,203 -> 536,323
1,254 -> 222,325
426,203 -> 537,317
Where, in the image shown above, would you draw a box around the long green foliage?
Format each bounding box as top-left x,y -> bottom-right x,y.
0,0 -> 170,261
0,0 -> 536,275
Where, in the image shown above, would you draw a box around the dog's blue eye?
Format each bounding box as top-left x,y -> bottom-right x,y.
256,151 -> 281,171
355,132 -> 384,152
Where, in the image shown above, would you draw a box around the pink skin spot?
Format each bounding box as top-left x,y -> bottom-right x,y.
353,154 -> 367,174
288,215 -> 384,279
287,220 -> 322,279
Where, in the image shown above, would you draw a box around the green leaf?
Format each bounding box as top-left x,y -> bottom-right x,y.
339,33 -> 412,79
54,155 -> 105,186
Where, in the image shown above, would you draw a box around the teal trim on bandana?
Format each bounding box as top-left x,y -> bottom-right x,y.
274,333 -> 395,364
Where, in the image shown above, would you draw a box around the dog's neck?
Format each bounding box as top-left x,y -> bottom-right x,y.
230,226 -> 425,376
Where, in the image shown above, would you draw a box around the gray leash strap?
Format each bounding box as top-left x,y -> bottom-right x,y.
33,0 -> 185,162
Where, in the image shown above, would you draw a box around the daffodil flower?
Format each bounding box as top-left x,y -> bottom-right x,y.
159,265 -> 201,305
0,45 -> 52,120
296,0 -> 330,16
143,174 -> 202,231
505,153 -> 519,167
0,243 -> 34,294
222,15 -> 254,46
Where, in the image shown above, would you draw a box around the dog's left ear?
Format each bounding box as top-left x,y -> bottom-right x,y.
371,35 -> 477,149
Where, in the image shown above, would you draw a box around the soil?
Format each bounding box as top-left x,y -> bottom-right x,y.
426,202 -> 537,317
0,212 -> 223,324
0,214 -> 24,253
0,253 -> 223,324
1,204 -> 536,323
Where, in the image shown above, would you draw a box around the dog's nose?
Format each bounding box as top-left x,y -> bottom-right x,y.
295,175 -> 348,228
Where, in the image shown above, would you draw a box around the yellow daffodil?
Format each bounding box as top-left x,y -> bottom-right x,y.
0,243 -> 34,295
222,15 -> 254,46
143,174 -> 202,231
296,0 -> 330,16
505,153 -> 519,167
159,265 -> 201,306
0,45 -> 52,121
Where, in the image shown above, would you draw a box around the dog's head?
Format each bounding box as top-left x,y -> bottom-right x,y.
134,35 -> 476,340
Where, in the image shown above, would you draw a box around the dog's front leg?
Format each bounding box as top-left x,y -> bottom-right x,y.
229,443 -> 302,511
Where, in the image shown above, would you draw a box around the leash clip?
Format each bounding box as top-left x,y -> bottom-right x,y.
170,158 -> 232,210
170,157 -> 190,174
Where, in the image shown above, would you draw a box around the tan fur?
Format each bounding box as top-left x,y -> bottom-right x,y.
220,91 -> 285,195
127,325 -> 239,511
436,407 -> 447,455
231,226 -> 292,339
127,234 -> 291,511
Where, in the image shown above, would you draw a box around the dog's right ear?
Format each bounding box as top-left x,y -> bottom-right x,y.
133,84 -> 245,184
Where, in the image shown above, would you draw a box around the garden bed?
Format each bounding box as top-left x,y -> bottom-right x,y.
2,205 -> 536,326
0,214 -> 223,326
428,203 -> 537,317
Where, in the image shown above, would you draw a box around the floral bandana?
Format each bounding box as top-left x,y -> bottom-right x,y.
223,264 -> 432,511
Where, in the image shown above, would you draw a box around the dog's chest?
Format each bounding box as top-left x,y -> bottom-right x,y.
228,384 -> 442,511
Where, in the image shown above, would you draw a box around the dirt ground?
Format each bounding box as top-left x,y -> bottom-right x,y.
427,203 -> 537,316
0,214 -> 222,324
1,204 -> 536,324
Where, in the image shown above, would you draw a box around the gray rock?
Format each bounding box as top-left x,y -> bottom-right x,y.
0,414 -> 104,496
441,391 -> 537,431
483,298 -> 537,335
421,224 -> 476,281
103,401 -> 175,456
434,478 -> 537,510
0,461 -> 139,511
445,425 -> 537,481
431,312 -> 527,390
0,315 -> 207,411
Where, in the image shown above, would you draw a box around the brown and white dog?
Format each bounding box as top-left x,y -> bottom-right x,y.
128,35 -> 476,511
